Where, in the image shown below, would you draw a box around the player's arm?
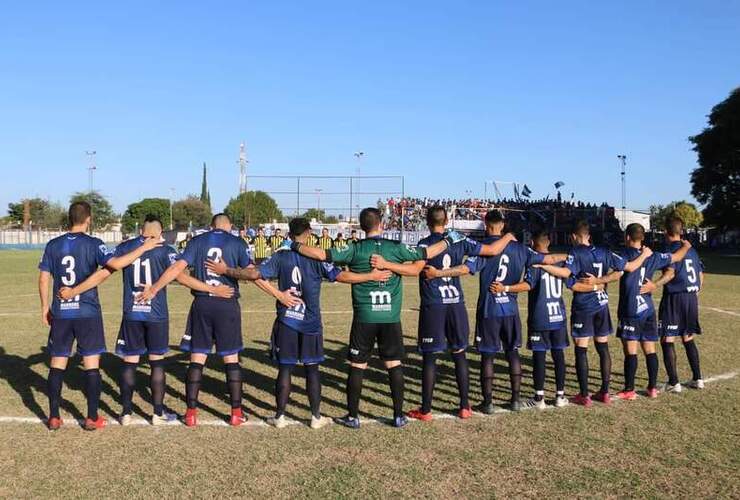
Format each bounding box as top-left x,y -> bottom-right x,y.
175,270 -> 234,298
58,267 -> 114,300
252,279 -> 303,308
423,264 -> 471,280
542,253 -> 568,265
105,237 -> 162,271
477,233 -> 517,256
137,260 -> 189,301
572,282 -> 605,293
580,270 -> 622,286
490,281 -> 530,294
622,246 -> 653,272
533,264 -> 571,279
370,258 -> 425,277
699,271 -> 705,289
38,270 -> 51,326
336,268 -> 393,284
205,259 -> 262,281
668,240 -> 692,263
640,267 -> 675,294
292,242 -> 331,262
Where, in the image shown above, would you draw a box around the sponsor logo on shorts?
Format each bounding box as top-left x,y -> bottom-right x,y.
422,337 -> 434,343
475,336 -> 482,342
182,334 -> 192,341
573,323 -> 584,329
622,325 -> 636,332
666,325 -> 678,331
350,348 -> 360,355
117,339 -> 126,345
531,336 -> 541,341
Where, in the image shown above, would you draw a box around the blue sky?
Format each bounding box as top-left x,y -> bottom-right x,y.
1,1 -> 738,215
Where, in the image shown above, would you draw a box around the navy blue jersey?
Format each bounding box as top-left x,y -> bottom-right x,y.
663,241 -> 703,294
465,236 -> 544,318
38,232 -> 114,318
417,232 -> 482,305
618,247 -> 673,320
178,229 -> 252,299
525,263 -> 566,331
115,237 -> 179,322
565,244 -> 626,314
259,248 -> 342,335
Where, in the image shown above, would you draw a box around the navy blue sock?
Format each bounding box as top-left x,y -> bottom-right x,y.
47,367 -> 65,419
646,353 -> 659,390
119,361 -> 138,416
84,369 -> 102,420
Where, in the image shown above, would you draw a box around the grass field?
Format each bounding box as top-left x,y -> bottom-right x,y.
0,249 -> 738,498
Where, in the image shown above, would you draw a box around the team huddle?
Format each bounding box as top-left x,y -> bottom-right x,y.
38,201 -> 705,430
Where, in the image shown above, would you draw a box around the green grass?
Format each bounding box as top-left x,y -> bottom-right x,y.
0,250 -> 738,498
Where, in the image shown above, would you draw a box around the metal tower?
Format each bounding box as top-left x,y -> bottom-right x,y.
239,142 -> 248,194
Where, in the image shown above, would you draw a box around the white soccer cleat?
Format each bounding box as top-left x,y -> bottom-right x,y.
555,396 -> 569,408
267,415 -> 288,429
310,415 -> 331,430
119,414 -> 132,426
523,398 -> 546,410
664,383 -> 682,393
151,411 -> 178,426
687,379 -> 705,389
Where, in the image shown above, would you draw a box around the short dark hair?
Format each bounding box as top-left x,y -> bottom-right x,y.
484,209 -> 505,225
666,216 -> 684,237
531,228 -> 550,243
68,201 -> 91,226
288,217 -> 311,238
359,207 -> 382,232
275,228 -> 281,233
336,232 -> 343,238
626,223 -> 645,242
571,220 -> 590,236
351,229 -> 357,235
426,205 -> 447,228
211,213 -> 231,226
143,214 -> 163,229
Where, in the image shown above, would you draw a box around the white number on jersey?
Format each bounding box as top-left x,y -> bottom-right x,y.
133,258 -> 153,288
61,255 -> 76,286
685,259 -> 697,283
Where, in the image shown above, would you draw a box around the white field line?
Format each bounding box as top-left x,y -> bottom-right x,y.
705,307 -> 740,317
0,371 -> 735,429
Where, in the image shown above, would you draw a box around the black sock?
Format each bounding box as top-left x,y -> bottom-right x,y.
452,351 -> 470,409
551,349 -> 566,394
388,365 -> 405,419
595,341 -> 611,393
186,362 -> 203,409
507,350 -> 522,402
480,354 -> 495,405
119,361 -> 138,416
646,353 -> 659,390
149,359 -> 166,416
84,368 -> 102,420
624,354 -> 638,391
421,353 -> 437,413
575,346 -> 589,396
661,342 -> 679,385
532,351 -> 546,400
683,340 -> 702,381
305,364 -> 321,418
225,362 -> 242,410
275,364 -> 293,417
346,366 -> 364,418
47,367 -> 65,419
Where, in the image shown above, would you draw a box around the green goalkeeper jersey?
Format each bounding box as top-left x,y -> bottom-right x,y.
329,236 -> 427,323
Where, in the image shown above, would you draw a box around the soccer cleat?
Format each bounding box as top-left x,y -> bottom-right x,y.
616,390 -> 637,401
184,408 -> 198,427
646,388 -> 659,399
592,391 -> 612,405
267,415 -> 287,429
119,414 -> 132,426
47,417 -> 63,431
83,416 -> 107,431
555,395 -> 569,408
570,394 -> 592,407
392,415 -> 409,428
510,399 -> 522,412
458,407 -> 473,419
334,414 -> 361,429
523,398 -> 546,410
687,379 -> 705,389
664,383 -> 682,393
229,408 -> 246,426
310,415 -> 331,430
407,408 -> 433,421
474,402 -> 495,415
151,411 -> 178,426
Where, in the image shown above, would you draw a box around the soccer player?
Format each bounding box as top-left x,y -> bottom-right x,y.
58,215 -> 234,425
38,201 -> 161,430
350,229 -> 359,244
206,217 -> 391,429
307,231 -> 319,247
268,228 -> 285,250
318,227 -> 334,251
252,227 -> 269,263
334,232 -> 348,249
538,220 -> 652,407
137,213 -> 252,427
614,223 -> 692,400
647,216 -> 705,391
289,207 -> 477,428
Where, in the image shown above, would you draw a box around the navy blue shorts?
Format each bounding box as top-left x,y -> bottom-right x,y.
418,303 -> 469,353
269,321 -> 324,365
659,292 -> 701,337
475,314 -> 522,353
527,327 -> 569,351
180,297 -> 243,356
116,320 -> 169,356
47,316 -> 106,357
571,307 -> 613,338
617,314 -> 659,342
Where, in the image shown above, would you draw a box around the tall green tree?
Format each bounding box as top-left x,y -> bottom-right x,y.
200,162 -> 211,210
689,87 -> 740,229
172,196 -> 212,230
7,198 -> 66,228
121,198 -> 171,233
69,191 -> 117,230
224,191 -> 283,228
650,201 -> 703,231
301,208 -> 338,224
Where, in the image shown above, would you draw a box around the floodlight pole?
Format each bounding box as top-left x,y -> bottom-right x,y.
169,188 -> 175,230
354,151 -> 364,219
85,150 -> 96,232
617,154 -> 627,228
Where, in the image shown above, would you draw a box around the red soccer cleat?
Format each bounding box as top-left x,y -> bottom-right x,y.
458,407 -> 473,419
47,417 -> 63,431
570,394 -> 593,407
184,408 -> 198,427
646,388 -> 659,399
407,408 -> 433,422
616,390 -> 637,401
592,391 -> 612,405
229,408 -> 246,426
83,416 -> 107,431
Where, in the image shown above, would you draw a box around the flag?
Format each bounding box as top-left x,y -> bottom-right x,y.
521,184 -> 532,198
570,192 -> 575,199
554,181 -> 565,189
513,183 -> 520,200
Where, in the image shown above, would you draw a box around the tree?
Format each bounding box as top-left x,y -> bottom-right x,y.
121,198 -> 171,233
301,208 -> 338,224
689,87 -> 740,229
70,191 -> 117,230
224,191 -> 283,228
200,162 -> 211,210
6,198 -> 66,229
172,196 -> 212,230
650,201 -> 703,231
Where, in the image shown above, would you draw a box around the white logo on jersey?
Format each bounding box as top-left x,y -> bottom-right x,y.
438,284 -> 460,304
369,291 -> 392,311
